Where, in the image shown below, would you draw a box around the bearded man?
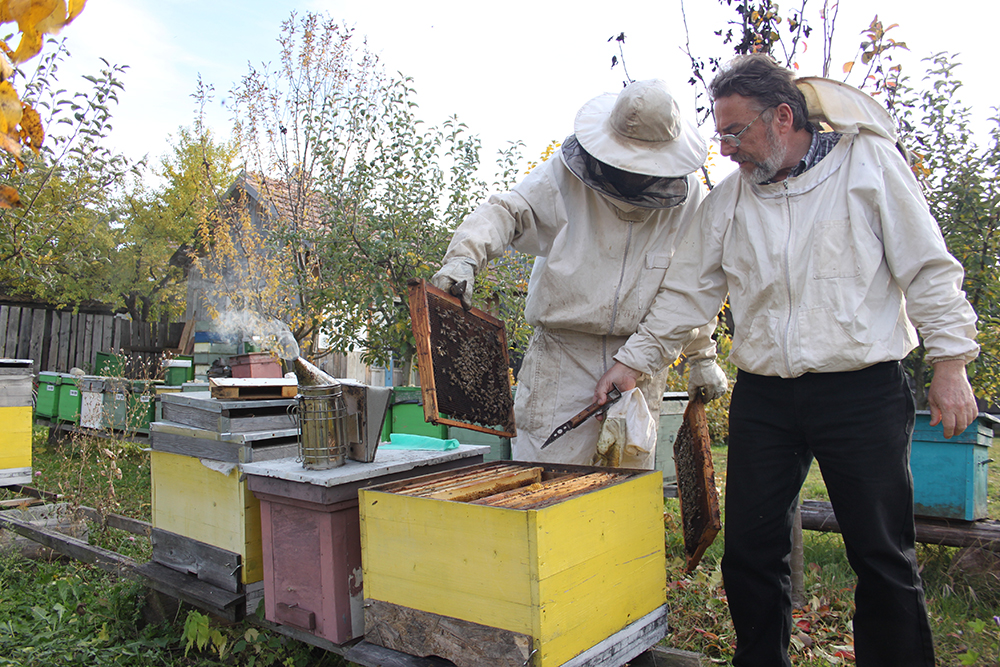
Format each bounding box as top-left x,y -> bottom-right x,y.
597,55 -> 979,667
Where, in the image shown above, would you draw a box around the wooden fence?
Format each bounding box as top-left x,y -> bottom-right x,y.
0,304 -> 183,377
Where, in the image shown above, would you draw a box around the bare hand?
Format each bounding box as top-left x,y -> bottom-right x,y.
595,362 -> 641,405
927,359 -> 977,438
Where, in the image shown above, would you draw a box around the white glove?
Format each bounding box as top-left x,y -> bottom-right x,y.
431,258 -> 477,309
688,359 -> 729,402
591,388 -> 657,468
593,417 -> 626,467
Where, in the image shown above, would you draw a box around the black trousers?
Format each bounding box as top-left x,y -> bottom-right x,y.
722,361 -> 935,667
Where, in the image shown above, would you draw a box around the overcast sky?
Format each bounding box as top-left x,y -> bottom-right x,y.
41,0 -> 999,185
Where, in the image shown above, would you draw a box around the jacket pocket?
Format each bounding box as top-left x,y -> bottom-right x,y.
729,314 -> 783,374
812,220 -> 860,279
645,252 -> 671,270
796,306 -> 865,372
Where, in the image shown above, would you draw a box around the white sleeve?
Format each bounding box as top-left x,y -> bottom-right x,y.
614,182 -> 731,375
875,138 -> 979,363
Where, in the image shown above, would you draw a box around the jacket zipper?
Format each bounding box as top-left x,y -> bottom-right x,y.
604,221 -> 634,371
781,181 -> 794,377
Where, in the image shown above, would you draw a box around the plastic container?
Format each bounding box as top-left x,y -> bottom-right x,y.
446,425 -> 510,461
94,351 -> 125,377
79,376 -> 105,429
103,378 -> 130,431
230,353 -> 282,379
35,371 -> 61,418
390,386 -> 447,439
164,359 -> 192,386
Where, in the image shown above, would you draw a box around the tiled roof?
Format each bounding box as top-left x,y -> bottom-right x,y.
232,171 -> 328,231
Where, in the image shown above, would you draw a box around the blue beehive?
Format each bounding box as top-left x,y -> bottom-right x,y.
911,411 -> 997,521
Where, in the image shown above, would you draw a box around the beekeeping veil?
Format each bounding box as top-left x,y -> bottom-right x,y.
563,78 -> 708,209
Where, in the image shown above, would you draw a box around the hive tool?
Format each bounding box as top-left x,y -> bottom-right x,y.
540,384 -> 623,449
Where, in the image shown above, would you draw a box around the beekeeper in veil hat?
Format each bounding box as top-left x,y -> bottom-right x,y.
432,79 -> 728,466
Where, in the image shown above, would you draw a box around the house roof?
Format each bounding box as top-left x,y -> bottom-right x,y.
172,171 -> 329,269
230,171 -> 328,232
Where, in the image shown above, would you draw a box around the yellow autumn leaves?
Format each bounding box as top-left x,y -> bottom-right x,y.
0,0 -> 86,207
1,0 -> 86,64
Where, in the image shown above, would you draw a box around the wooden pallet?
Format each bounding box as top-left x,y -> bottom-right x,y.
209,377 -> 297,400
360,602 -> 669,667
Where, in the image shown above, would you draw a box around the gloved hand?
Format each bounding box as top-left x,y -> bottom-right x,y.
593,417 -> 626,467
688,359 -> 729,402
431,258 -> 477,310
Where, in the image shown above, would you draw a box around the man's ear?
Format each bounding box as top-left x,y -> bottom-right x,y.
773,103 -> 796,133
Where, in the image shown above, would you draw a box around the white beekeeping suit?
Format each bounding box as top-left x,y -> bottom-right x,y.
433,79 -> 728,467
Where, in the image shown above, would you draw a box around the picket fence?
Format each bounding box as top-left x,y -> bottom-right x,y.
0,304 -> 183,377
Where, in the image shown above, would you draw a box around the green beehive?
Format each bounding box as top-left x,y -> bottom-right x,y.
390,386 -> 447,439
95,351 -> 125,377
36,372 -> 61,418
103,378 -> 130,431
56,374 -> 82,423
163,359 -> 192,386
127,380 -> 156,433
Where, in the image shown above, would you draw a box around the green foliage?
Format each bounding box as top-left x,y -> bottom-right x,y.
305,70 -> 526,369
106,90 -> 239,322
0,41 -> 135,306
0,554 -> 173,667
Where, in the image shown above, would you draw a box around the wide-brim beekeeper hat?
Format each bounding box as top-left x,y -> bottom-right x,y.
574,79 -> 707,178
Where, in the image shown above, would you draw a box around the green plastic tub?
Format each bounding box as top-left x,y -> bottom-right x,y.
390,386 -> 447,439
35,372 -> 61,419
56,374 -> 82,424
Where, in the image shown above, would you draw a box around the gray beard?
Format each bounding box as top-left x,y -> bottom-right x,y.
739,126 -> 787,184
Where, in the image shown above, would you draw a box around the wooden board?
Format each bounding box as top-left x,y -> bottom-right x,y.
407,278 -> 514,438
472,472 -> 624,510
134,561 -> 246,622
151,527 -> 243,593
364,599 -> 532,667
158,392 -> 297,433
673,396 -> 721,573
150,420 -> 299,464
799,499 -> 1000,551
361,601 -> 669,667
209,377 -> 297,400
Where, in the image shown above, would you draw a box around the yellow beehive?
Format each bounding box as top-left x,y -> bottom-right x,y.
0,406 -> 32,484
1,360 -> 33,485
150,450 -> 263,584
360,463 -> 666,667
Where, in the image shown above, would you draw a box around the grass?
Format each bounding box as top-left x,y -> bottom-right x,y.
0,426 -> 347,666
3,423 -> 1000,665
661,439 -> 1000,666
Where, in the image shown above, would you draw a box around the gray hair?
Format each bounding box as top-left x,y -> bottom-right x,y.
709,55 -> 809,131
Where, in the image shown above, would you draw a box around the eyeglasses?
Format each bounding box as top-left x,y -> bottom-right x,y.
712,107 -> 771,148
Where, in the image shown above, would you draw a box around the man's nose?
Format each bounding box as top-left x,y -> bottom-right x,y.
719,141 -> 737,157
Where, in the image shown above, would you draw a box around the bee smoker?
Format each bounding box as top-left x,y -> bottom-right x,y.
295,381 -> 350,470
